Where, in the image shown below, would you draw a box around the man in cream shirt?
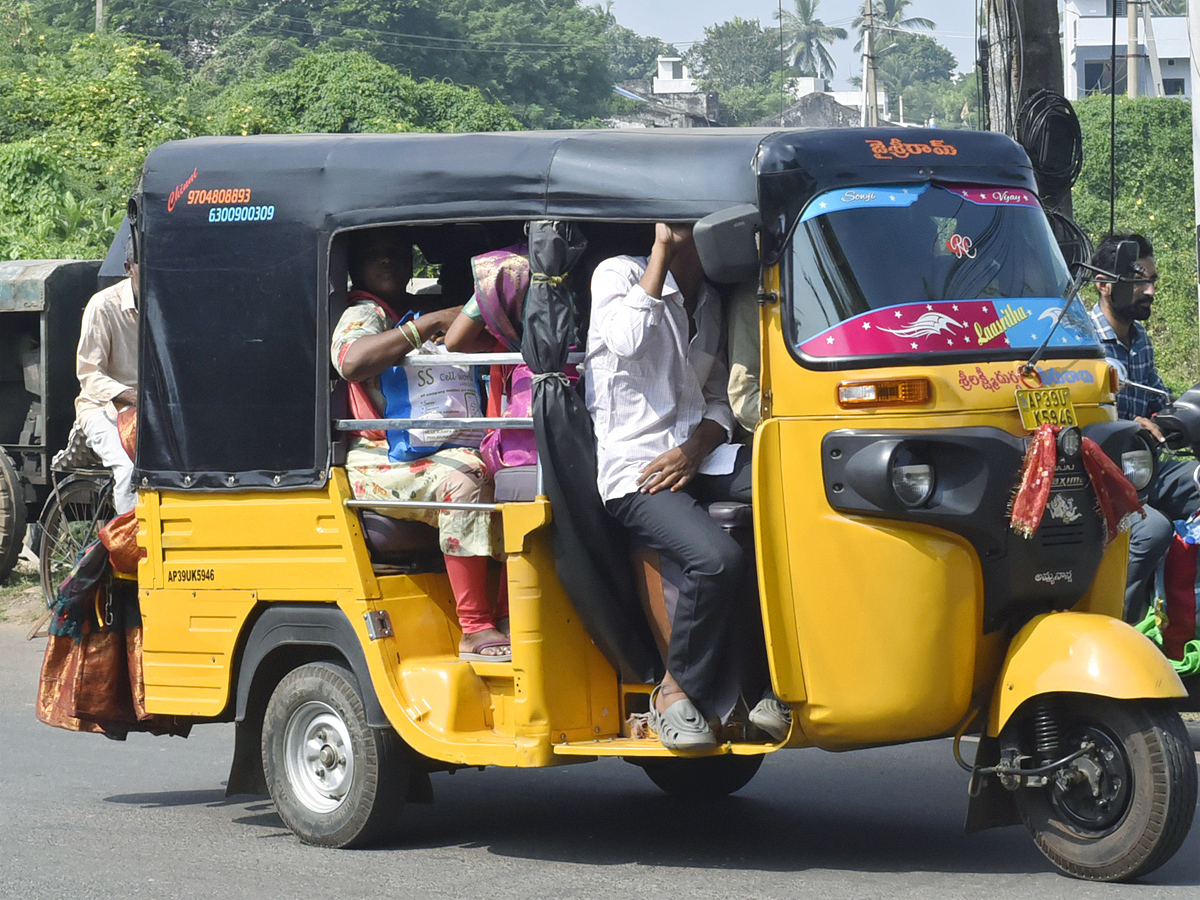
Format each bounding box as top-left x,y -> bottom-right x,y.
74,241 -> 138,514
585,223 -> 787,751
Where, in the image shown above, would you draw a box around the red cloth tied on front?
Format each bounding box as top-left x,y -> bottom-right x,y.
1010,424 -> 1059,538
1010,423 -> 1144,543
1080,436 -> 1145,544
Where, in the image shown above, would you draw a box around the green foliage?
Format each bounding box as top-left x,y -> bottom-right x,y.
686,17 -> 785,94
897,73 -> 981,128
0,29 -> 193,259
879,32 -> 955,85
434,0 -> 612,128
1073,96 -> 1197,393
206,50 -> 519,136
26,0 -> 614,127
604,19 -> 676,83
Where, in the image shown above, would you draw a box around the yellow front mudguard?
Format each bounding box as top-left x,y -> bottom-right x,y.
987,612 -> 1186,736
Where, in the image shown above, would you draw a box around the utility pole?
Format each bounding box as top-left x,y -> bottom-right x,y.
1142,3 -> 1165,97
1189,0 -> 1200,350
984,0 -> 1064,135
860,2 -> 878,127
1127,0 -> 1138,97
95,0 -> 103,32
984,0 -> 1017,135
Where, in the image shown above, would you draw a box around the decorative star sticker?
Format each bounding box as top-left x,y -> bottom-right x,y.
947,339 -> 953,346
862,321 -> 871,330
889,195 -> 896,201
895,310 -> 903,318
1061,336 -> 1069,343
1030,333 -> 1037,341
911,342 -> 919,349
982,305 -> 990,314
926,304 -> 933,311
819,201 -> 827,208
951,304 -> 959,311
826,335 -> 835,344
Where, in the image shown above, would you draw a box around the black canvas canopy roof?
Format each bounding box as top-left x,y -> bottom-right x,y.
133,127 -> 1036,491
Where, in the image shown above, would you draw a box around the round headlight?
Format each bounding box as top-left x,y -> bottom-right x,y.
1121,447 -> 1154,491
1057,426 -> 1082,460
890,450 -> 936,508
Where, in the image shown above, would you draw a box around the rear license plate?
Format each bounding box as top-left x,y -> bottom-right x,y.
1015,387 -> 1077,430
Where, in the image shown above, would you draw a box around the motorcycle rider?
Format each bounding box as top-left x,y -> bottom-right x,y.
1088,233 -> 1200,622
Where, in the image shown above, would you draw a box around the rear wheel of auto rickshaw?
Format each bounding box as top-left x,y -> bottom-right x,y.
0,450 -> 27,583
636,753 -> 764,799
38,476 -> 114,605
1013,696 -> 1197,882
262,661 -> 408,848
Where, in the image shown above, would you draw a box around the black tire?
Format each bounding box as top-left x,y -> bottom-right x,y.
636,753 -> 764,799
0,450 -> 27,583
38,477 -> 114,605
1013,697 -> 1197,882
262,661 -> 408,848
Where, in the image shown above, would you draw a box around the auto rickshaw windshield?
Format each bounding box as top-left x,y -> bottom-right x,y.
787,182 -> 1090,360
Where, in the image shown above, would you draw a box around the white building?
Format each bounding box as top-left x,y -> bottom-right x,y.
652,57 -> 698,95
789,77 -> 891,123
1063,1 -> 1190,99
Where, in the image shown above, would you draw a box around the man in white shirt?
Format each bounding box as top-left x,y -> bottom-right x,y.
585,224 -> 787,751
74,241 -> 138,513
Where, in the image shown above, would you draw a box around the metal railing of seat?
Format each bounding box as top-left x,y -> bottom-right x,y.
333,350 -> 583,512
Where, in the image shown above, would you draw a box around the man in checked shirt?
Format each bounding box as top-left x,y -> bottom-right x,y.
1088,233 -> 1200,622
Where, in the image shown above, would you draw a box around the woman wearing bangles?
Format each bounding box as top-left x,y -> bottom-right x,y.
331,228 -> 509,662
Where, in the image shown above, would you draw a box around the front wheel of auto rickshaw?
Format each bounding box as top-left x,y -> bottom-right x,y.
38,477 -> 114,605
262,661 -> 408,848
1012,697 -> 1197,882
0,449 -> 27,583
635,753 -> 764,799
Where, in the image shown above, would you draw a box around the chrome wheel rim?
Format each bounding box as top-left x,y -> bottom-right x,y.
283,700 -> 355,813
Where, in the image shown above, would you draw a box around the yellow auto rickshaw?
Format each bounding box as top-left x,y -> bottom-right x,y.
43,127 -> 1194,882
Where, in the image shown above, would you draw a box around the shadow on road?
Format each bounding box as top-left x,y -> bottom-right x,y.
99,752 -> 1200,886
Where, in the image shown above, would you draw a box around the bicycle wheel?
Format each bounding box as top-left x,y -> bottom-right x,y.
39,477 -> 114,605
0,449 -> 27,583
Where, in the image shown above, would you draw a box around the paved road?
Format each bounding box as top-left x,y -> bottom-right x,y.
2,623 -> 1198,900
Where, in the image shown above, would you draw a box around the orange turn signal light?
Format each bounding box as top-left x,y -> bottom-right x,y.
836,377 -> 932,408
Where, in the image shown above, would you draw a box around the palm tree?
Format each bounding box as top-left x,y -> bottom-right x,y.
853,0 -> 934,52
776,0 -> 848,79
876,0 -> 935,30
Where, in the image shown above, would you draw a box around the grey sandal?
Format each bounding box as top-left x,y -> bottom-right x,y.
648,684 -> 719,751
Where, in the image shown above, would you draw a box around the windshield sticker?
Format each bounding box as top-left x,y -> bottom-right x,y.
800,184 -> 926,224
945,234 -> 976,258
956,365 -> 1093,392
865,138 -> 957,160
943,184 -> 1040,208
799,298 -> 1099,359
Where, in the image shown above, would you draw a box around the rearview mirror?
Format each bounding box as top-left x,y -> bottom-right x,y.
694,204 -> 760,284
1110,239 -> 1140,305
1114,239 -> 1139,278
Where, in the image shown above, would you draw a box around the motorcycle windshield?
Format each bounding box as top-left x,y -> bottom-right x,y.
787,183 -> 1099,363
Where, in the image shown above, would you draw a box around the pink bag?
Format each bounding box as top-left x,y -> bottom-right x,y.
481,365 -> 538,473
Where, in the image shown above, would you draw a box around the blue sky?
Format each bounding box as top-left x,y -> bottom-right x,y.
609,0 -> 980,90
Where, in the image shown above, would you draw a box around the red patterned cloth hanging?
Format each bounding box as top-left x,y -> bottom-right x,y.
1010,424 -> 1059,538
1010,423 -> 1143,543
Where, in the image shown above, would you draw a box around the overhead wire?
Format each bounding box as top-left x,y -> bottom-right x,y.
115,0 -> 610,56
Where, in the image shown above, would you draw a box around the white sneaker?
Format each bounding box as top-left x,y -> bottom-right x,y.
748,696 -> 791,742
